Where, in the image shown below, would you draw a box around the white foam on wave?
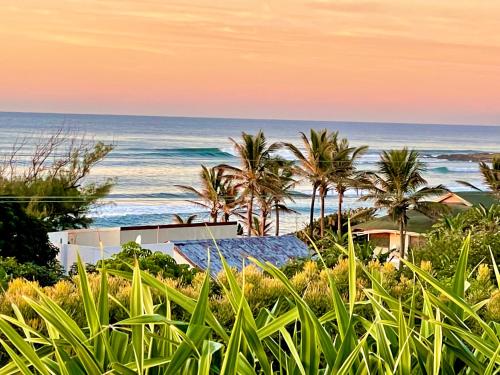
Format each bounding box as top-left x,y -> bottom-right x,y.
90,202 -> 202,217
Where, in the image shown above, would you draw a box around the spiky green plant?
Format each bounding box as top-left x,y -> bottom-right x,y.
0,231 -> 498,374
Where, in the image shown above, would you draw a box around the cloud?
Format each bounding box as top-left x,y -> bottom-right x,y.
307,1 -> 382,13
28,31 -> 175,56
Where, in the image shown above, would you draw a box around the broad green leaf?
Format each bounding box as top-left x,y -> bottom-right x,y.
130,261 -> 145,374
433,309 -> 442,375
220,296 -> 244,375
0,320 -> 50,375
450,234 -> 470,319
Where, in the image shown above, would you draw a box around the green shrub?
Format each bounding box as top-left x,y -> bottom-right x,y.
69,241 -> 199,284
0,257 -> 63,287
411,204 -> 500,278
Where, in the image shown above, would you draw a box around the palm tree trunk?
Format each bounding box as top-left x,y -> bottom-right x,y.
320,190 -> 325,237
337,190 -> 343,238
309,185 -> 317,237
399,219 -> 406,259
247,190 -> 254,236
260,209 -> 266,236
275,201 -> 280,236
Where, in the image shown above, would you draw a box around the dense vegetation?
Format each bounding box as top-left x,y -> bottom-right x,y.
93,241 -> 198,284
0,233 -> 498,373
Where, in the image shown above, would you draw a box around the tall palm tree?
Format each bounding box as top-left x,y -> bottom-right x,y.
328,137 -> 368,237
175,165 -> 225,222
284,129 -> 334,237
457,156 -> 500,198
219,131 -> 280,236
361,148 -> 448,259
254,158 -> 297,236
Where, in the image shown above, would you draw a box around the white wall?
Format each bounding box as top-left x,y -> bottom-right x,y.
50,223 -> 238,248
120,224 -> 238,244
68,228 -> 121,247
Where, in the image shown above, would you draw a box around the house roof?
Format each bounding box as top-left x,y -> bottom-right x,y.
174,235 -> 310,276
450,191 -> 497,208
354,191 -> 498,235
352,210 -> 436,234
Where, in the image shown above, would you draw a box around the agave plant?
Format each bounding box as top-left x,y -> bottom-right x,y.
0,230 -> 498,374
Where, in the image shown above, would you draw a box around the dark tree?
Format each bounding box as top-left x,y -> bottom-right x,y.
0,202 -> 58,265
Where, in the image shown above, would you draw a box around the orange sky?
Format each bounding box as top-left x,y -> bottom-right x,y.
1,0 -> 499,125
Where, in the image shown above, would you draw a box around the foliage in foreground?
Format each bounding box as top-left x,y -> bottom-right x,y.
0,231 -> 498,374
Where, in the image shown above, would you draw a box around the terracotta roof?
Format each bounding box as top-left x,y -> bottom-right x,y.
174,235 -> 310,276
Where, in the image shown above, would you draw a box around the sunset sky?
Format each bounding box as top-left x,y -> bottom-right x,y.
1,0 -> 499,125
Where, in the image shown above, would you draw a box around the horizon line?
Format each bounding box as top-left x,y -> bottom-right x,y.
1,110 -> 499,128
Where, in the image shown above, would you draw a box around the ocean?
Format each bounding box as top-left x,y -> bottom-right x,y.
0,112 -> 498,233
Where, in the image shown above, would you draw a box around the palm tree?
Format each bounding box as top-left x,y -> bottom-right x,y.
481,157 -> 500,197
269,160 -> 297,236
284,129 -> 334,237
219,178 -> 241,222
328,137 -> 368,237
251,216 -> 272,236
254,158 -> 297,236
219,131 -> 280,236
361,148 -> 448,259
172,214 -> 198,224
254,188 -> 273,236
457,156 -> 500,198
175,165 -> 225,222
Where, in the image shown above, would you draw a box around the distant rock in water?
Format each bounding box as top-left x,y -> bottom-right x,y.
435,152 -> 499,162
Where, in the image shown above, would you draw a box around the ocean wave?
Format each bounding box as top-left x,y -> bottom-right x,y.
430,166 -> 477,174
116,147 -> 235,158
107,192 -> 197,199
